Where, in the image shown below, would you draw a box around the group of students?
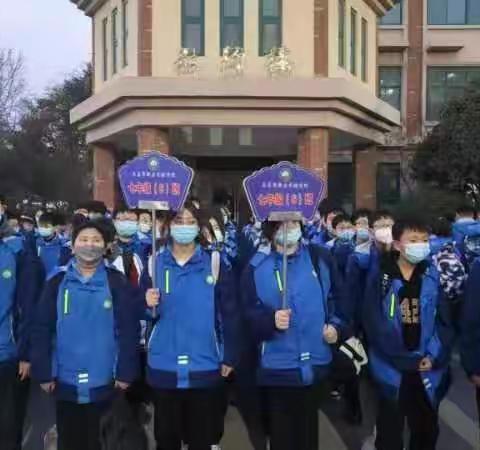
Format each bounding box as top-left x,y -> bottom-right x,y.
2,193 -> 480,450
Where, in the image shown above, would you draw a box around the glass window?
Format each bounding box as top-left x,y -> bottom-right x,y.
350,9 -> 357,75
102,17 -> 108,81
379,67 -> 402,111
122,0 -> 128,67
338,0 -> 346,68
259,0 -> 282,55
361,18 -> 368,81
221,0 -> 244,50
428,0 -> 480,25
239,128 -> 253,146
380,0 -> 403,25
210,128 -> 223,146
377,164 -> 401,209
112,8 -> 118,74
182,0 -> 205,55
427,67 -> 480,120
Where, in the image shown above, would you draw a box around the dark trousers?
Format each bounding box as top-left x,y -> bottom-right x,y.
0,362 -> 30,450
56,400 -> 112,450
263,386 -> 319,450
476,387 -> 480,427
375,372 -> 439,450
152,387 -> 226,450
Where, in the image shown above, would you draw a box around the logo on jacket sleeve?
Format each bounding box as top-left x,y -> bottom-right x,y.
206,275 -> 214,285
2,269 -> 12,279
104,299 -> 112,309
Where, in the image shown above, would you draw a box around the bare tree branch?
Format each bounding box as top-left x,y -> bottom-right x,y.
0,48 -> 25,132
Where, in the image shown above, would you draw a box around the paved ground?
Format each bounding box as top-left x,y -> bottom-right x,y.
23,357 -> 479,449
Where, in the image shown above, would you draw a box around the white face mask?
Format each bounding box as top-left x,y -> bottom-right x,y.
374,227 -> 393,245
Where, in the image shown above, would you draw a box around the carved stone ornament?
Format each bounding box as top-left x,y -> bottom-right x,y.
265,46 -> 295,79
174,48 -> 200,77
220,46 -> 245,78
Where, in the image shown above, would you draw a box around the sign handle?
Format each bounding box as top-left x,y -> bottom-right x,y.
282,221 -> 288,310
151,209 -> 157,318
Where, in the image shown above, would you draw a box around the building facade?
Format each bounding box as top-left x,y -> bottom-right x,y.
378,0 -> 480,208
70,0 -> 400,219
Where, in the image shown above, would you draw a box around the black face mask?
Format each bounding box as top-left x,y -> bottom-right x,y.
75,246 -> 105,265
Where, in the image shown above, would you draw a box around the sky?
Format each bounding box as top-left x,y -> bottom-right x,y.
0,0 -> 91,95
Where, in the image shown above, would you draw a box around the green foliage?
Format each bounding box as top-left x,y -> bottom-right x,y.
412,84 -> 480,193
0,65 -> 92,205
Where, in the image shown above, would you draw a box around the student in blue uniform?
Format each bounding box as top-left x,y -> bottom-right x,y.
31,220 -> 140,450
241,218 -> 346,450
36,212 -> 71,278
352,209 -> 372,246
327,214 -> 356,280
362,216 -> 453,450
0,194 -> 43,450
144,201 -> 238,450
137,210 -> 153,246
19,212 -> 37,254
309,206 -> 345,247
452,203 -> 477,255
460,255 -> 480,426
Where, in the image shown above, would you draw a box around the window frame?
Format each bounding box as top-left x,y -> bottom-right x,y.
377,163 -> 402,209
428,0 -> 480,25
220,0 -> 245,52
122,0 -> 128,67
259,0 -> 283,55
361,18 -> 368,82
102,17 -> 108,81
111,8 -> 118,75
338,0 -> 346,68
427,66 -> 480,121
181,0 -> 205,56
380,0 -> 403,25
379,66 -> 403,111
350,8 -> 357,75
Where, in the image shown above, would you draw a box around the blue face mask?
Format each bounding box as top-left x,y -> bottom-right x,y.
356,228 -> 370,242
338,230 -> 355,242
275,226 -> 302,247
38,226 -> 54,238
115,220 -> 138,238
171,224 -> 199,245
404,243 -> 431,264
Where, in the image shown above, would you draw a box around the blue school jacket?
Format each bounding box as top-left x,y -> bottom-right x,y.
362,252 -> 453,407
31,260 -> 140,404
241,244 -> 347,387
0,235 -> 42,365
460,258 -> 480,376
145,246 -> 238,390
36,235 -> 71,278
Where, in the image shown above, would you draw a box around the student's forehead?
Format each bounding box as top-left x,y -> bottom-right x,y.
118,211 -> 137,219
401,229 -> 429,239
336,220 -> 352,227
78,228 -> 103,239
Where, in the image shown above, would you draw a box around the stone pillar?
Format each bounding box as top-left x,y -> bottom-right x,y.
138,0 -> 153,76
354,146 -> 378,210
298,128 -> 329,183
136,127 -> 170,155
92,144 -> 117,211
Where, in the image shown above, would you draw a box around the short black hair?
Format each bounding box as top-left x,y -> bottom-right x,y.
372,209 -> 393,224
112,208 -> 138,220
456,203 -> 476,219
431,217 -> 452,238
38,212 -> 56,226
72,220 -> 109,246
352,209 -> 372,225
332,214 -> 352,230
392,216 -> 430,241
87,200 -> 108,215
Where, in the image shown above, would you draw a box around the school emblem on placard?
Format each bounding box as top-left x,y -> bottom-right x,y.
104,299 -> 112,309
2,269 -> 12,279
206,275 -> 214,285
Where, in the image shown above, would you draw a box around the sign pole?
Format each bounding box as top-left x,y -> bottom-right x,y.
282,221 -> 288,310
150,209 -> 158,318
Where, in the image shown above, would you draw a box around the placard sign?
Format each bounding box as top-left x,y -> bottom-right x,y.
243,162 -> 326,221
118,152 -> 194,211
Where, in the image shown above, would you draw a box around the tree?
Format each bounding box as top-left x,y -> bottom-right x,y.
411,84 -> 480,195
0,64 -> 93,205
0,49 -> 25,135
